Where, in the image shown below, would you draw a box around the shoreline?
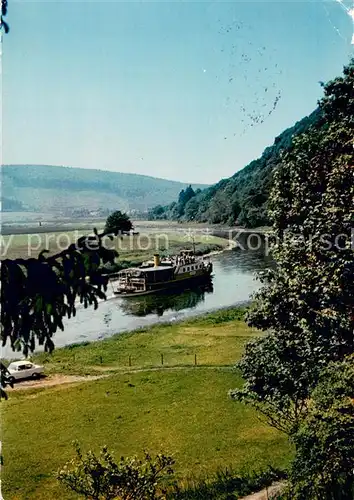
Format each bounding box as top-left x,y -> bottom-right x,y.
2,303 -> 251,362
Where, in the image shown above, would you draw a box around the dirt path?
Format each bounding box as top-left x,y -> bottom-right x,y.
10,366 -> 231,391
240,482 -> 285,500
10,374 -> 107,391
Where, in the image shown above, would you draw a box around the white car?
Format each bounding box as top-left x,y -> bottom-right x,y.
6,361 -> 44,383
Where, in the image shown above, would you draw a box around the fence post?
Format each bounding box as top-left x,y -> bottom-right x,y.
100,355 -> 103,364
161,353 -> 164,366
194,354 -> 197,366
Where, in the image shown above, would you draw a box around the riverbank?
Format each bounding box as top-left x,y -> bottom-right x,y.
2,307 -> 292,500
31,306 -> 252,376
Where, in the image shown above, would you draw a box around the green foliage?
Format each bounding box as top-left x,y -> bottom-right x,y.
57,443 -> 174,500
148,185 -> 198,221
1,0 -> 9,33
231,59 -> 354,497
104,211 -> 133,234
149,110 -> 321,227
149,205 -> 167,220
230,331 -> 312,433
178,186 -> 196,207
0,362 -> 12,399
1,229 -> 118,360
284,357 -> 354,500
231,58 -> 354,431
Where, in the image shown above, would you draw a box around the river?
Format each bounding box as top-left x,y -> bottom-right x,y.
2,232 -> 271,358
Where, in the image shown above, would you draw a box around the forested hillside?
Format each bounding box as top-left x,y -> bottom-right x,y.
1,165 -> 207,216
149,108 -> 321,227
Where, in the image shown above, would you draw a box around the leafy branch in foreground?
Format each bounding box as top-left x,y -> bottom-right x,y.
1,0 -> 9,33
57,443 -> 174,500
1,228 -> 119,359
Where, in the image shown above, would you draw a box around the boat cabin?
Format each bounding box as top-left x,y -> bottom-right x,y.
117,261 -> 175,293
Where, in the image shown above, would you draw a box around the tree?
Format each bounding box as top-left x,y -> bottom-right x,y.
231,58 -> 354,430
57,443 -> 174,500
177,189 -> 186,205
230,331 -> 317,433
183,185 -> 195,205
148,205 -> 167,220
184,197 -> 199,220
174,186 -> 196,218
1,228 -> 118,372
104,211 -> 133,234
285,357 -> 354,500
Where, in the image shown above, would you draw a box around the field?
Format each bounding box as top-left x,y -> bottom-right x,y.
2,309 -> 292,500
0,227 -> 228,261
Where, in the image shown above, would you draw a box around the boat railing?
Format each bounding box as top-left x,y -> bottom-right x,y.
119,277 -> 146,284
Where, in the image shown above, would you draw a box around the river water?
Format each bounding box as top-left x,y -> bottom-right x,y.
2,240 -> 271,358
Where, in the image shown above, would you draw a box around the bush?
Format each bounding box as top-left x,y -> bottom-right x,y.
58,443 -> 174,500
105,211 -> 133,234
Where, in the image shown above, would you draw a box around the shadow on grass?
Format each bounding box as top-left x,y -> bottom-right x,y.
167,466 -> 287,500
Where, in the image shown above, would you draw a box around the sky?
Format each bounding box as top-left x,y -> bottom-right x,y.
2,0 -> 353,184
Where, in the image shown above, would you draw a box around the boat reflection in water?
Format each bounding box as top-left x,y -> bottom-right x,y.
118,280 -> 214,317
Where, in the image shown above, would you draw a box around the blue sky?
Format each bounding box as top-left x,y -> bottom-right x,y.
3,0 -> 353,184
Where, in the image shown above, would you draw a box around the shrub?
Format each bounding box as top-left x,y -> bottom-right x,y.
57,443 -> 174,500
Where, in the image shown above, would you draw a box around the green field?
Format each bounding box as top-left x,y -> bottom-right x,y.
1,229 -> 227,260
33,308 -> 256,376
2,309 -> 292,499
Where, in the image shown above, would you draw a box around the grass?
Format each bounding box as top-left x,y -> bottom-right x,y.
32,307 -> 256,376
3,369 -> 291,500
1,230 -> 228,260
2,308 -> 292,499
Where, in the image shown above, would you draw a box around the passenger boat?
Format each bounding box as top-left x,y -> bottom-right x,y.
113,250 -> 213,297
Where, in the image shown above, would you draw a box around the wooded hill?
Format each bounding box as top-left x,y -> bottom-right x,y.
149,108 -> 321,228
1,165 -> 207,216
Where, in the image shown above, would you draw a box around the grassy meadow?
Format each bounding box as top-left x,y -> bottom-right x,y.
33,308 -> 256,376
2,309 -> 293,499
0,228 -> 228,261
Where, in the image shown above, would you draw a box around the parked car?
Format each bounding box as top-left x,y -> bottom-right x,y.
5,361 -> 44,383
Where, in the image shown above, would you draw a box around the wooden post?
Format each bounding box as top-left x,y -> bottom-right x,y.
161,354 -> 164,366
129,355 -> 132,367
100,355 -> 103,364
194,354 -> 197,366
